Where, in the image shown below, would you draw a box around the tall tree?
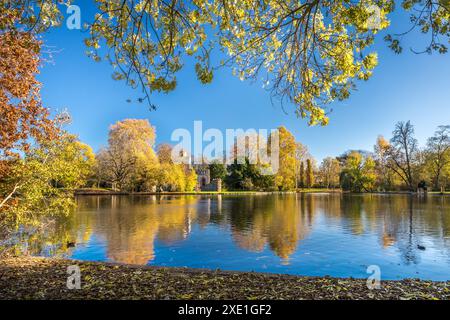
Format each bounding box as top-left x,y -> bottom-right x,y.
209,160 -> 227,181
306,159 -> 315,188
387,121 -> 419,191
97,119 -> 157,191
425,125 -> 450,190
295,142 -> 312,188
157,143 -> 174,165
274,126 -> 296,191
319,157 -> 341,188
373,135 -> 394,190
299,161 -> 305,188
340,152 -> 377,192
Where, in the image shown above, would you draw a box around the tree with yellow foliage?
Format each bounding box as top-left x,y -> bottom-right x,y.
425,126 -> 450,190
274,127 -> 296,191
6,0 -> 448,126
1,132 -> 95,225
154,143 -> 198,192
96,119 -> 158,191
340,151 -> 377,192
319,157 -> 340,188
373,135 -> 397,190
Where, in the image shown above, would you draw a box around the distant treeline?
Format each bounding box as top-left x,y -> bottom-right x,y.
90,120 -> 450,193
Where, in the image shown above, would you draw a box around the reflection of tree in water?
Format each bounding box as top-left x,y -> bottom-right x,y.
380,197 -> 401,248
15,194 -> 450,268
438,197 -> 450,264
397,196 -> 450,266
233,222 -> 266,253
341,195 -> 421,265
100,196 -> 160,264
224,194 -> 314,261
230,197 -> 269,252
339,195 -> 365,235
1,219 -> 73,257
34,195 -> 203,265
2,199 -> 94,258
98,196 -> 202,264
320,194 -> 450,266
15,195 -> 205,264
156,196 -> 199,244
396,197 -> 420,265
384,196 -> 447,266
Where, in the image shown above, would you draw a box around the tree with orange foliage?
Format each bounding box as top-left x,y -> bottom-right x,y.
0,11 -> 57,211
0,12 -> 56,154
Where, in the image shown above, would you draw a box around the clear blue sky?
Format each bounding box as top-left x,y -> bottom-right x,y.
38,4 -> 450,162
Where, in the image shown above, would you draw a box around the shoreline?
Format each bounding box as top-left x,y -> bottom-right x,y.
74,189 -> 450,196
74,189 -> 338,196
0,257 -> 448,300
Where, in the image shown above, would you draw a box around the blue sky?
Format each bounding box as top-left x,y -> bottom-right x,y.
38,4 -> 450,162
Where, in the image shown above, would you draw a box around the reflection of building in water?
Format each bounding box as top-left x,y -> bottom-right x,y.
156,199 -> 197,244
195,197 -> 220,228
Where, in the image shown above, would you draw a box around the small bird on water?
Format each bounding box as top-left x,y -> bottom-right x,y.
67,241 -> 76,248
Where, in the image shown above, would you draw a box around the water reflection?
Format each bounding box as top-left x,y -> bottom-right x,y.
24,194 -> 450,279
77,195 -> 201,264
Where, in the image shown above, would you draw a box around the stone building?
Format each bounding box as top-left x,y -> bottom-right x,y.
192,164 -> 221,192
194,164 -> 210,189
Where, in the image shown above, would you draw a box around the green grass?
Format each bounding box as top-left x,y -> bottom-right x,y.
76,188 -> 450,196
74,188 -> 346,196
296,188 -> 342,193
76,187 -> 113,192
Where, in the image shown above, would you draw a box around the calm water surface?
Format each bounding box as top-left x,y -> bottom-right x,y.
31,194 -> 450,280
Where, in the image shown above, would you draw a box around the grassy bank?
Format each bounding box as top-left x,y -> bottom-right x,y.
75,189 -> 282,196
74,188 -> 338,196
0,257 -> 449,300
74,188 -> 450,196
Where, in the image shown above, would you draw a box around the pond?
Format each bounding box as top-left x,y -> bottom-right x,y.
26,194 -> 450,280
